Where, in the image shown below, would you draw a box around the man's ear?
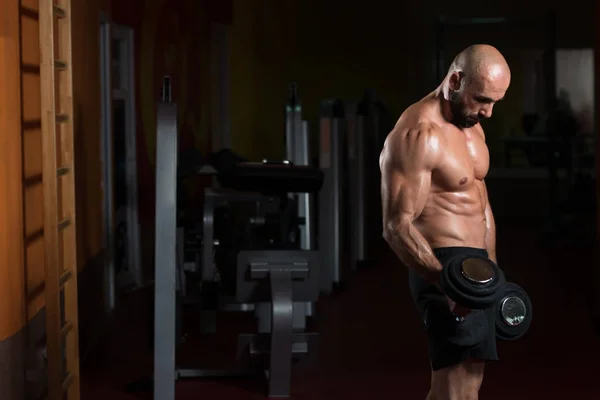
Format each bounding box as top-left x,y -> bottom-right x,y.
449,71 -> 465,91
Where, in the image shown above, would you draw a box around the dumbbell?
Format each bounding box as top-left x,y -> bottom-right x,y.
437,256 -> 505,348
439,256 -> 532,344
441,256 -> 506,310
494,282 -> 532,341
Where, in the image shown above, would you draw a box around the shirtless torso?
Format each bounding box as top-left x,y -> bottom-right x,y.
380,91 -> 497,283
390,95 -> 490,249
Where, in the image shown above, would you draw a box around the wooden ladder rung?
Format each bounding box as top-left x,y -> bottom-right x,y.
53,4 -> 66,18
56,114 -> 69,124
62,373 -> 74,391
57,166 -> 70,176
60,270 -> 72,289
26,269 -> 72,301
58,218 -> 71,231
61,321 -> 73,338
24,228 -> 44,246
54,60 -> 68,70
24,173 -> 43,187
22,63 -> 41,74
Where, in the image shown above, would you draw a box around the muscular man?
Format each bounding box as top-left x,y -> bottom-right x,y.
380,45 -> 511,399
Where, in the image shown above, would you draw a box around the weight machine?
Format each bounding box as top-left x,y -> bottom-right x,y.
152,100 -> 324,399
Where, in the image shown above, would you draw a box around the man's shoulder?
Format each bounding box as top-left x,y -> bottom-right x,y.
384,117 -> 444,168
392,116 -> 444,143
397,99 -> 444,136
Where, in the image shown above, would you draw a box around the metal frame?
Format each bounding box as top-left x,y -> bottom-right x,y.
348,103 -> 368,268
154,103 -> 179,400
284,87 -> 315,317
236,250 -> 320,397
296,120 -> 314,250
284,95 -> 314,251
318,100 -> 345,293
112,24 -> 143,287
199,188 -> 280,333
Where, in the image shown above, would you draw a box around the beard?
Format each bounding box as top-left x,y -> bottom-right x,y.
449,91 -> 480,129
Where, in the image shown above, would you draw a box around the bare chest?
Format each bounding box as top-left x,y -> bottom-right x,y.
433,128 -> 489,191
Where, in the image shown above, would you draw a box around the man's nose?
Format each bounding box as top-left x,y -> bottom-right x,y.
479,104 -> 494,119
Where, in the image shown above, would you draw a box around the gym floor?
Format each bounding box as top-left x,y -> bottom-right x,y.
81,219 -> 600,399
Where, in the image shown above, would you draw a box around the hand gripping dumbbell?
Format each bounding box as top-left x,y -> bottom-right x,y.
439,256 -> 532,344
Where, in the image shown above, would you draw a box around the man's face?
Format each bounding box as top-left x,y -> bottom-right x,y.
449,72 -> 509,129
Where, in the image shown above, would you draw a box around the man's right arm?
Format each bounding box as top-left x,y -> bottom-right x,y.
380,123 -> 443,284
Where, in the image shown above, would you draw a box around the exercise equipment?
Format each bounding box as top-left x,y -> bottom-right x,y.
284,84 -> 315,251
221,161 -> 322,195
152,103 -> 323,399
236,250 -> 320,397
440,256 -> 506,309
284,85 -> 318,319
345,91 -> 392,269
318,99 -> 347,293
154,102 -> 179,400
494,282 -> 533,341
199,157 -> 323,329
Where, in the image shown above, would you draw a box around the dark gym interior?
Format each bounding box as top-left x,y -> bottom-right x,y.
1,0 -> 599,399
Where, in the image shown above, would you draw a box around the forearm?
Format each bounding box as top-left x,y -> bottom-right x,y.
384,221 -> 443,284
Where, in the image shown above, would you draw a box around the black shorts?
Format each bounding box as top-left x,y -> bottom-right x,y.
408,247 -> 499,371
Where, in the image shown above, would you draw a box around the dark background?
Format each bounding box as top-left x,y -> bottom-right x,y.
228,0 -> 595,160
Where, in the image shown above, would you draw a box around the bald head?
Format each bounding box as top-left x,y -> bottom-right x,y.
444,44 -> 511,128
450,44 -> 511,86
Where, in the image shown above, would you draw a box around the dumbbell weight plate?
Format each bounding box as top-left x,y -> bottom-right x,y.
461,257 -> 495,284
441,256 -> 506,309
494,282 -> 532,341
453,257 -> 504,298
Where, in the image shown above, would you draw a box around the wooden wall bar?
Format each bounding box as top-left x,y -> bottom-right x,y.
0,0 -> 26,342
14,0 -> 106,325
20,0 -> 46,321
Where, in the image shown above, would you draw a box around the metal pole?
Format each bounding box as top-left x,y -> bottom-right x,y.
154,103 -> 178,400
285,84 -> 315,251
350,102 -> 369,268
318,100 -> 345,292
297,121 -> 314,250
285,83 -> 302,163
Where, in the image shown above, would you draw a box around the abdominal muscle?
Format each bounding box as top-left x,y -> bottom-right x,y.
414,189 -> 488,250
